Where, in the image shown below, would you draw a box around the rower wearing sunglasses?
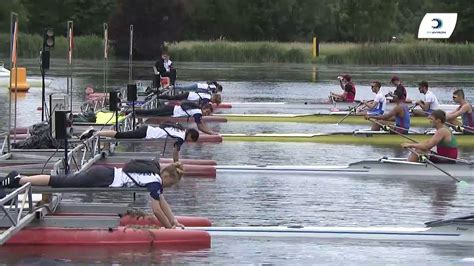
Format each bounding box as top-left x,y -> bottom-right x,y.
446,89 -> 474,134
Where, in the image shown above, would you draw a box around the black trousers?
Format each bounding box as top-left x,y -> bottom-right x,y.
115,125 -> 148,139
49,166 -> 115,187
157,93 -> 188,101
134,105 -> 174,116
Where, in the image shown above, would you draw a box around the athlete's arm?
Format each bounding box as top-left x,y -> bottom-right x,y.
159,194 -> 184,229
402,129 -> 445,150
172,145 -> 179,163
365,101 -> 377,109
446,105 -> 468,120
197,123 -> 216,135
151,198 -> 173,228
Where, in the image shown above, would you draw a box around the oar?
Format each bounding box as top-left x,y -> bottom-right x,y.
368,118 -> 470,164
336,102 -> 364,125
406,147 -> 469,186
368,118 -> 419,143
414,109 -> 469,132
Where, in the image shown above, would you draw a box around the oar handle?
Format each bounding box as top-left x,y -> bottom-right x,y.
405,147 -> 463,183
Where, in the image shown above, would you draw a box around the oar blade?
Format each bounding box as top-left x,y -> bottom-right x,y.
458,180 -> 469,187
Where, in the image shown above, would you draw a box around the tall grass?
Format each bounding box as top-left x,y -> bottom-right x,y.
168,41 -> 309,63
0,33 -> 109,60
325,42 -> 474,65
2,34 -> 472,65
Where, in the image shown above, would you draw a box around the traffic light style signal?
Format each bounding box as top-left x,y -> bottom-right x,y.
53,111 -> 73,139
109,91 -> 121,111
43,28 -> 55,49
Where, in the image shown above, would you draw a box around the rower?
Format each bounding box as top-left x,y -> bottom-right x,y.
446,89 -> 474,134
2,160 -> 185,229
388,76 -> 407,103
156,89 -> 222,106
329,74 -> 356,102
402,110 -> 458,163
79,123 -> 199,162
411,81 -> 439,117
357,81 -> 386,116
134,101 -> 217,135
366,89 -> 410,133
174,81 -> 223,94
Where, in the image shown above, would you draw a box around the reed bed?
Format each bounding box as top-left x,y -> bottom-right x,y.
1,34 -> 472,65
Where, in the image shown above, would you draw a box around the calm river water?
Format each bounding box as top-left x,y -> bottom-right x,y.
0,60 -> 473,264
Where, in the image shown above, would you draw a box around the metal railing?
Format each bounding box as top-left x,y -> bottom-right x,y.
0,133 -> 8,155
0,183 -> 34,245
52,134 -> 104,175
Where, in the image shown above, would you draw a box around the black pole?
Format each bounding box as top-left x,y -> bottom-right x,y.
132,100 -> 135,129
64,138 -> 69,174
41,65 -> 45,121
115,110 -> 119,132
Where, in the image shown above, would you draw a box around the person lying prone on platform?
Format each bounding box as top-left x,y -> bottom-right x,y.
365,89 -> 410,134
1,160 -> 185,229
173,81 -> 223,94
157,89 -> 222,106
80,123 -> 199,162
133,102 -> 217,135
401,110 -> 458,163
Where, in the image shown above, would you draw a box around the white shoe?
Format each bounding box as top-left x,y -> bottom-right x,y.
79,126 -> 96,140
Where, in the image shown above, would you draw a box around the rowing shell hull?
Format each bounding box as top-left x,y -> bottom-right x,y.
189,224 -> 473,243
219,114 -> 433,126
228,102 -> 458,112
216,159 -> 474,181
221,133 -> 474,147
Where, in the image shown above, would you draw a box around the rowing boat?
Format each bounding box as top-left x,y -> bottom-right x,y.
216,158 -> 474,180
190,215 -> 474,243
217,113 -> 436,126
228,101 -> 458,112
221,130 -> 474,147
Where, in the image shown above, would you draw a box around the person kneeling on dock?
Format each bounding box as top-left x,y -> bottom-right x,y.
365,89 -> 410,134
134,102 -> 217,135
446,89 -> 474,134
157,89 -> 222,106
401,110 -> 458,163
329,74 -> 356,102
357,81 -> 386,116
80,123 -> 199,162
2,160 -> 185,229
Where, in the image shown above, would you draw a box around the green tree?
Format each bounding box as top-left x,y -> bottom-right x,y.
109,0 -> 187,58
20,0 -> 115,35
0,0 -> 29,33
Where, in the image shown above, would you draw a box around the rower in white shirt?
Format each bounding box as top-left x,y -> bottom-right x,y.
357,81 -> 386,116
412,81 -> 439,117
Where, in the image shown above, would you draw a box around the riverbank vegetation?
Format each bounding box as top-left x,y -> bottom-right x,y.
1,34 -> 474,65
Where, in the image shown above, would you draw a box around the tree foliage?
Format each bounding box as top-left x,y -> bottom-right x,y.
1,0 -> 473,57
